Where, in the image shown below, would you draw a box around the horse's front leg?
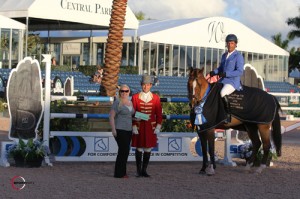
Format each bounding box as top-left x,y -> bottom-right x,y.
205,129 -> 216,176
197,129 -> 208,174
207,129 -> 216,169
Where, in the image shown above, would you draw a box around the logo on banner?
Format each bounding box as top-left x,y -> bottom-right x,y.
168,138 -> 182,152
230,144 -> 243,154
11,176 -> 34,190
94,137 -> 109,152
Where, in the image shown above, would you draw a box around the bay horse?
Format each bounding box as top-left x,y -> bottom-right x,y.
188,67 -> 282,175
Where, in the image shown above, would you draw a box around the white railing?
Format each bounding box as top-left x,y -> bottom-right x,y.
269,92 -> 300,111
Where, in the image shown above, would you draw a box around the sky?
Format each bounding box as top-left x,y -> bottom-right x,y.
128,0 -> 300,49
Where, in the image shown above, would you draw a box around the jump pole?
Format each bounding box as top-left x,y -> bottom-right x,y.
47,77 -> 237,165
42,54 -> 53,166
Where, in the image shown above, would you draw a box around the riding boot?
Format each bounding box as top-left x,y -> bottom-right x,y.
135,150 -> 142,177
222,95 -> 231,123
141,152 -> 151,177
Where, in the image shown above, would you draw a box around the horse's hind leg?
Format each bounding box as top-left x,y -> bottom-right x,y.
256,124 -> 272,173
244,124 -> 261,170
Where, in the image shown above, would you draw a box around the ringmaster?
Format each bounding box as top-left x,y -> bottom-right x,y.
131,75 -> 163,177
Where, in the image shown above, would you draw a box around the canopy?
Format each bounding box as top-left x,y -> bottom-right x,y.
137,17 -> 289,56
0,0 -> 139,30
0,14 -> 26,29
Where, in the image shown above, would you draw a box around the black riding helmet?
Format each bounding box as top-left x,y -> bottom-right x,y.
225,34 -> 238,43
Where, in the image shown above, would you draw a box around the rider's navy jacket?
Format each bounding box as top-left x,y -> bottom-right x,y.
213,50 -> 244,91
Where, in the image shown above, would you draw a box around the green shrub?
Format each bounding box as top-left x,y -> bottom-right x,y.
0,98 -> 7,113
161,102 -> 193,132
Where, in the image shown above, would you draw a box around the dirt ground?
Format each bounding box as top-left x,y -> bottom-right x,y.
0,123 -> 300,199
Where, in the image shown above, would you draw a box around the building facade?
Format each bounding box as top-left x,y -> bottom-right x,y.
34,17 -> 290,81
0,15 -> 25,68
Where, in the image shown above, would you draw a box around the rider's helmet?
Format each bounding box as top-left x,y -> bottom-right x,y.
225,34 -> 238,43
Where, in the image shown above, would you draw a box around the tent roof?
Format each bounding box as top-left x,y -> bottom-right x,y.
0,0 -> 138,30
33,16 -> 289,57
136,17 -> 289,56
0,14 -> 26,29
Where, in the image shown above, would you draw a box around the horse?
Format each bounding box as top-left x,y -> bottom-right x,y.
187,67 -> 282,175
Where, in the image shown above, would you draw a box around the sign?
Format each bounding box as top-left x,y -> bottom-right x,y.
54,132 -> 203,162
63,43 -> 81,55
6,57 -> 43,140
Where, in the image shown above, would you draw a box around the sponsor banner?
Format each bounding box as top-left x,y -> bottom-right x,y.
55,133 -> 204,161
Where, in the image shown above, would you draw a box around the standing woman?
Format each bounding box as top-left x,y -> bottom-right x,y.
109,84 -> 135,178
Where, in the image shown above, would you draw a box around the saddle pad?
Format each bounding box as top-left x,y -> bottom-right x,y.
229,85 -> 277,123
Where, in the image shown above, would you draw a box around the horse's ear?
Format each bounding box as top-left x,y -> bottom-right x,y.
200,67 -> 204,74
188,67 -> 193,77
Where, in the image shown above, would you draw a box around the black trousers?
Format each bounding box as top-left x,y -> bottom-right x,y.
114,129 -> 132,178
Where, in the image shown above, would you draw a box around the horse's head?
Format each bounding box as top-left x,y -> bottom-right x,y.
187,67 -> 208,108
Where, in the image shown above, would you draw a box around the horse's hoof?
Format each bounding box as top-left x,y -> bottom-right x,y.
255,164 -> 267,174
199,170 -> 206,175
205,165 -> 215,176
245,162 -> 254,173
245,163 -> 253,171
276,149 -> 281,157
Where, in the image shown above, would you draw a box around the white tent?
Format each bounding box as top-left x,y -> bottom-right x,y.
0,0 -> 138,57
137,17 -> 289,56
0,0 -> 139,30
0,15 -> 26,29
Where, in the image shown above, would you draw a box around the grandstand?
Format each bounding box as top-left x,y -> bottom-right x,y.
264,81 -> 300,93
0,69 -> 299,97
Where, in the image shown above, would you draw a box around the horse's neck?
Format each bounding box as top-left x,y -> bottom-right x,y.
200,79 -> 209,97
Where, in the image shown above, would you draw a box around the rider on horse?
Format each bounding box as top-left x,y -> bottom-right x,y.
209,34 -> 244,123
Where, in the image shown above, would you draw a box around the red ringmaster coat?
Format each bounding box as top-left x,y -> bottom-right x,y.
131,92 -> 163,148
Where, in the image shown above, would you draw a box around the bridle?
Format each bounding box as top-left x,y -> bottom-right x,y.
189,75 -> 218,109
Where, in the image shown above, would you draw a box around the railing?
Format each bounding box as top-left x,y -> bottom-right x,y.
270,92 -> 300,111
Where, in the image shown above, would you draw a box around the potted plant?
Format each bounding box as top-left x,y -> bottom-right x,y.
240,141 -> 277,167
7,138 -> 50,167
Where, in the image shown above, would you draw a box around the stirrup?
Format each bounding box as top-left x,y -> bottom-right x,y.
224,114 -> 231,123
226,114 -> 231,123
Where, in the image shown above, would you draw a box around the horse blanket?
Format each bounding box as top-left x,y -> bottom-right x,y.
195,83 -> 278,132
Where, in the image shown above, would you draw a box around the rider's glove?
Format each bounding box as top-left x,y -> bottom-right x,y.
218,72 -> 226,77
209,71 -> 216,77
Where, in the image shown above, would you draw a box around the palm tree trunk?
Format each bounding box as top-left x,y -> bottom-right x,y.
100,0 -> 128,96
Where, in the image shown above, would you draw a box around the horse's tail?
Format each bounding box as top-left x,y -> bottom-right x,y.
272,97 -> 282,157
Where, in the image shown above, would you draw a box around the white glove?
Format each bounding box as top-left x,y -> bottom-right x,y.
112,128 -> 117,137
154,124 -> 161,134
132,125 -> 139,135
154,128 -> 160,134
133,117 -> 141,122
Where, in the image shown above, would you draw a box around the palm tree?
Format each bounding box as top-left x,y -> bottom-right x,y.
100,0 -> 128,96
286,9 -> 300,40
271,33 -> 289,50
286,10 -> 300,69
135,11 -> 146,20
